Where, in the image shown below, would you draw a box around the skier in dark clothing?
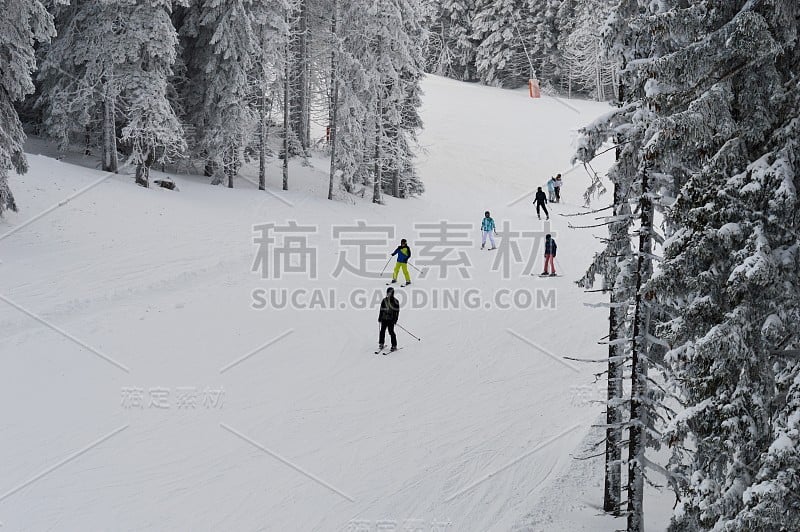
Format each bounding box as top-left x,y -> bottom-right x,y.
533,187 -> 549,220
543,234 -> 557,276
378,286 -> 400,351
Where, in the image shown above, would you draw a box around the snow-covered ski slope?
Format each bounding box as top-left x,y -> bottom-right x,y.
0,75 -> 667,530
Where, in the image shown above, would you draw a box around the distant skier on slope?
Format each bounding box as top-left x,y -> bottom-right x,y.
546,176 -> 557,203
390,238 -> 412,286
533,187 -> 549,220
542,234 -> 558,276
554,174 -> 563,203
378,286 -> 400,352
481,211 -> 497,250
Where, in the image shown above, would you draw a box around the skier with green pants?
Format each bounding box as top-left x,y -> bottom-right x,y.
389,239 -> 412,286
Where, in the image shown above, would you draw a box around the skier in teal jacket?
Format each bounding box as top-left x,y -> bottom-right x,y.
481,211 -> 497,250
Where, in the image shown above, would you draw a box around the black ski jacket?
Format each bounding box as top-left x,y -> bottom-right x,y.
534,190 -> 547,204
545,238 -> 557,256
378,296 -> 400,324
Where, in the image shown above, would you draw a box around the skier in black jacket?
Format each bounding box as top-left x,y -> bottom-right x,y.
378,286 -> 400,351
533,187 -> 549,220
543,234 -> 557,276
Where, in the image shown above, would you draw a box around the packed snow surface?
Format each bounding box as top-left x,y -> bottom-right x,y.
0,75 -> 670,530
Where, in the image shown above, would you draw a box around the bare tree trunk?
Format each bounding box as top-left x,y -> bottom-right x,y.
604,181 -> 625,516
102,82 -> 118,173
283,37 -> 290,191
604,72 -> 627,517
290,0 -> 310,154
595,43 -> 603,102
204,159 -> 215,178
328,82 -> 338,200
568,63 -> 572,100
220,144 -> 235,188
135,148 -> 152,188
327,0 -> 338,201
259,92 -> 272,191
84,125 -> 92,156
135,164 -> 147,187
627,167 -> 653,532
372,97 -> 381,204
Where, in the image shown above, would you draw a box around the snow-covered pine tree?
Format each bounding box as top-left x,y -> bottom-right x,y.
393,67 -> 425,197
580,1 -> 800,530
326,0 -> 339,200
250,0 -> 289,191
577,175 -> 634,517
376,0 -> 426,199
178,0 -> 264,188
37,0 -> 123,172
1,0 -> 56,214
426,0 -> 478,81
329,0 -> 369,195
288,0 -> 311,154
472,0 -> 532,87
574,0 -> 682,528
636,2 -> 800,529
561,0 -> 617,100
577,103 -> 662,530
471,0 -> 561,88
528,0 -> 561,84
329,0 -> 425,200
118,0 -> 185,187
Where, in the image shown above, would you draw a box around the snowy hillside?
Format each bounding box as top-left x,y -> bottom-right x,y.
0,76 -> 666,531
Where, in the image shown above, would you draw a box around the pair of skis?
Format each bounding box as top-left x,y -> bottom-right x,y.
374,347 -> 403,355
386,282 -> 412,287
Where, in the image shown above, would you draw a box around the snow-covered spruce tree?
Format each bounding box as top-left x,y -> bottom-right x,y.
472,0 -> 533,87
40,0 -> 184,184
288,0 -> 310,154
377,0 -> 426,199
37,0 -> 122,172
1,0 -> 56,214
574,0 -> 690,528
577,98 -> 665,531
561,0 -> 617,100
528,0 -> 561,84
580,1 -> 800,530
471,0 -> 561,88
638,2 -> 800,529
326,0 -> 339,200
329,3 -> 369,196
250,0 -> 289,191
576,173 -> 635,516
426,0 -> 478,81
118,0 -> 186,187
178,0 -> 266,188
392,67 -> 425,197
330,0 -> 425,201
658,115 -> 800,531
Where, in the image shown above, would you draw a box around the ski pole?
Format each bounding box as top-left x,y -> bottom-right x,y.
379,257 -> 392,276
407,262 -> 424,274
396,323 -> 421,341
